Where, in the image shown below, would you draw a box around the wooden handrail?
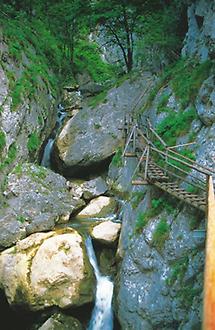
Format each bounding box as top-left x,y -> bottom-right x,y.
203,176 -> 215,330
150,146 -> 213,176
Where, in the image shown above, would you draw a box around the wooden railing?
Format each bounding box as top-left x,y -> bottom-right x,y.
123,115 -> 215,202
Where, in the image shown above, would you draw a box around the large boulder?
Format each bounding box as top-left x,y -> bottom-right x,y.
91,221 -> 121,245
53,73 -> 153,177
0,228 -> 95,310
0,163 -> 84,249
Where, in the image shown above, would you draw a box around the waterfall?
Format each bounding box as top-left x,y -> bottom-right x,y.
40,138 -> 55,168
85,236 -> 114,330
41,104 -> 66,168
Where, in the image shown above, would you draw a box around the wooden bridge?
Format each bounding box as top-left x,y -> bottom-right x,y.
123,114 -> 215,330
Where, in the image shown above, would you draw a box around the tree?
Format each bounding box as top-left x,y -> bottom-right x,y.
91,0 -> 163,73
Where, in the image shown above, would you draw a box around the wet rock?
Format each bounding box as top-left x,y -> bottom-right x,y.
0,228 -> 94,310
37,313 -> 84,330
53,73 -> 153,176
68,177 -> 108,201
76,196 -> 117,219
62,85 -> 82,118
0,164 -> 83,249
196,75 -> 215,126
91,221 -> 121,245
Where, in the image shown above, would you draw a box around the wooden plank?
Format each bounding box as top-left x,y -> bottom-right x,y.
124,152 -> 136,157
203,176 -> 215,330
132,180 -> 148,185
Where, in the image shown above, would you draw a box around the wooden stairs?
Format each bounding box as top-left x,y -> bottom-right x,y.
130,157 -> 206,212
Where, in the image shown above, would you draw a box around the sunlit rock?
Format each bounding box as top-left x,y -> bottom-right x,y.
76,196 -> 117,219
91,221 -> 121,245
0,228 -> 94,310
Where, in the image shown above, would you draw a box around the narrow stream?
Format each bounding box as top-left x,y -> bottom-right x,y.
85,236 -> 114,330
41,104 -> 67,168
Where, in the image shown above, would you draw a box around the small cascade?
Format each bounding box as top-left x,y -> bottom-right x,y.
41,104 -> 67,168
85,236 -> 114,330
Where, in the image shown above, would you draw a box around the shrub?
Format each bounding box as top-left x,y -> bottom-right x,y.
0,130 -> 6,155
156,106 -> 197,146
27,133 -> 40,153
0,143 -> 17,171
135,211 -> 148,232
134,197 -> 174,233
131,191 -> 146,209
152,218 -> 170,249
111,148 -> 123,167
73,39 -> 114,83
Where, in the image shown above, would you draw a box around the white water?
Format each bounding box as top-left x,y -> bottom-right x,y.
85,236 -> 114,330
41,104 -> 66,168
41,138 -> 55,168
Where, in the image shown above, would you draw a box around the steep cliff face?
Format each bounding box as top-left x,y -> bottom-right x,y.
182,0 -> 215,61
0,26 -> 58,192
112,1 -> 215,329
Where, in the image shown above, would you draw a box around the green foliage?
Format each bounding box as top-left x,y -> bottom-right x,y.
135,211 -> 148,232
27,133 -> 40,153
136,5 -> 184,67
89,90 -> 108,108
142,59 -> 214,112
166,255 -> 201,307
135,197 -> 174,233
166,256 -> 189,286
169,59 -> 213,108
130,191 -> 146,209
156,106 -> 197,146
0,130 -> 6,155
111,148 -> 123,167
16,215 -> 26,223
74,39 -> 113,83
0,143 -> 17,171
157,94 -> 169,114
29,165 -> 47,181
12,163 -> 23,177
152,218 -> 170,249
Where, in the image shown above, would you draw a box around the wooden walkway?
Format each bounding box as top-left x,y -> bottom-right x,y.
123,115 -> 214,212
123,114 -> 215,329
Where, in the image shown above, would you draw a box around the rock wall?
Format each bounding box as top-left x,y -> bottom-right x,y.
0,27 -> 57,186
182,0 -> 215,61
111,1 -> 215,326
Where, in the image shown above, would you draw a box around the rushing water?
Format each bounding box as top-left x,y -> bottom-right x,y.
41,103 -> 67,168
85,236 -> 114,330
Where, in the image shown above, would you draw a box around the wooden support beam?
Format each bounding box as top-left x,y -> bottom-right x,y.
132,180 -> 148,185
124,152 -> 136,157
203,176 -> 215,330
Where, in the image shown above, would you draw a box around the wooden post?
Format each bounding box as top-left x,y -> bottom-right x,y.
203,175 -> 215,330
144,146 -> 150,180
133,125 -> 136,153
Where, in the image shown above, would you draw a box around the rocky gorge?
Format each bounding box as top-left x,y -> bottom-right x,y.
0,0 -> 215,329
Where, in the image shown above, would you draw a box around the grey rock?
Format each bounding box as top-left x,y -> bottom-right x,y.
37,313 -> 84,330
116,191 -> 204,329
0,164 -> 82,249
196,75 -> 215,126
54,73 -> 153,176
182,0 -> 215,60
81,177 -> 108,200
